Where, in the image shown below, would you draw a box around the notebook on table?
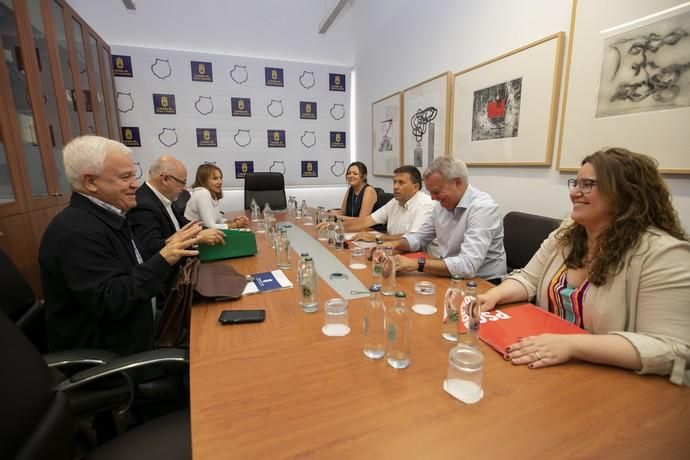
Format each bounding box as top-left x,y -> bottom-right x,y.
198,229 -> 257,262
478,304 -> 588,356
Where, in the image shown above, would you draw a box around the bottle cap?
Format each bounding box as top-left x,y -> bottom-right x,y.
466,281 -> 478,288
300,252 -> 309,257
451,274 -> 462,280
369,284 -> 381,292
394,291 -> 406,298
375,238 -> 383,245
305,257 -> 313,261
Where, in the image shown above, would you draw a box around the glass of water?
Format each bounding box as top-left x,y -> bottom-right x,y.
444,344 -> 484,404
322,298 -> 350,336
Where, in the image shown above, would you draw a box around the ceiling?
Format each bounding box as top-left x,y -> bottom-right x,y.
66,0 -> 355,65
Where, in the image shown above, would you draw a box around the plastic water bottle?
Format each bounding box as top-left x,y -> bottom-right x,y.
363,285 -> 386,360
263,202 -> 272,220
287,196 -> 295,218
327,217 -> 336,247
299,199 -> 308,219
442,275 -> 464,342
371,239 -> 384,284
250,198 -> 260,222
386,291 -> 411,369
276,229 -> 291,269
335,218 -> 345,250
458,281 -> 480,347
316,206 -> 326,225
299,257 -> 318,313
297,252 -> 309,285
381,246 -> 396,296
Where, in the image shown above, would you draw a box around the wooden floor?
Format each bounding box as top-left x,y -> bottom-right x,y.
190,212 -> 690,459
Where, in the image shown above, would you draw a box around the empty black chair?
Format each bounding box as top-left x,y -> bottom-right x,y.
172,189 -> 191,215
244,172 -> 287,210
503,211 -> 562,272
0,249 -> 46,352
0,309 -> 191,460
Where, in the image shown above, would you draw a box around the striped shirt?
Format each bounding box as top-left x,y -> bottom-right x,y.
547,264 -> 589,329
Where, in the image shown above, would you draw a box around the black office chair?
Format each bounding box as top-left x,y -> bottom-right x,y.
0,249 -> 46,352
0,250 -> 186,441
503,211 -> 562,272
172,189 -> 191,216
243,172 -> 287,210
371,187 -> 393,233
0,309 -> 190,460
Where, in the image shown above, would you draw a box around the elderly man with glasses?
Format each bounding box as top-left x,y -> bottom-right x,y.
129,155 -> 225,259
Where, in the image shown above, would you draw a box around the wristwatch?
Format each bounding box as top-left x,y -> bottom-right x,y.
417,257 -> 426,272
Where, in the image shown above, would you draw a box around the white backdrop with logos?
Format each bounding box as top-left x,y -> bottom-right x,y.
112,45 -> 351,187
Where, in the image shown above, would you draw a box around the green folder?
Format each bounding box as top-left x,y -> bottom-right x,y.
198,229 -> 258,262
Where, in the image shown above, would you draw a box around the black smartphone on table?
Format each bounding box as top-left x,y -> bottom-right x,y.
218,309 -> 266,325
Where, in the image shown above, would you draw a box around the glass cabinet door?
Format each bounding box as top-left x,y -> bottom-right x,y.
0,0 -> 50,199
27,0 -> 70,197
70,16 -> 95,134
51,0 -> 80,139
0,110 -> 20,210
87,31 -> 108,137
100,44 -> 119,140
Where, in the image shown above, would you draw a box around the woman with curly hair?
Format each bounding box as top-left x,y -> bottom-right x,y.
479,148 -> 690,384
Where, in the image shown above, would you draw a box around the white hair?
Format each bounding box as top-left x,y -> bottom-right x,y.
423,156 -> 469,184
63,135 -> 131,190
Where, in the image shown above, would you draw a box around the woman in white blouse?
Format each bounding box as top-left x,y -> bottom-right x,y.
184,164 -> 248,229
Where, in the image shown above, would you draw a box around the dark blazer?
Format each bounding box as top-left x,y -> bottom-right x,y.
39,193 -> 173,356
129,182 -> 189,259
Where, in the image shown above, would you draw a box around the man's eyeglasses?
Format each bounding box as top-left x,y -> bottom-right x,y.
164,174 -> 187,186
567,179 -> 598,194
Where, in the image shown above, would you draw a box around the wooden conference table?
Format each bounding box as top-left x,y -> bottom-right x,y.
190,213 -> 689,459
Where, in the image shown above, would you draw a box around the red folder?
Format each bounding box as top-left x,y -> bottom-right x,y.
478,304 -> 588,356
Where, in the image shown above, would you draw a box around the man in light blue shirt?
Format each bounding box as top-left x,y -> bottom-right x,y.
391,157 -> 506,281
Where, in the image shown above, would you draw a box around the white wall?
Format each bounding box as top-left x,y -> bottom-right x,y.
352,0 -> 690,230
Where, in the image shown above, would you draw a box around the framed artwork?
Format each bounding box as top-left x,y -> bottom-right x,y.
402,72 -> 452,171
557,0 -> 690,174
451,32 -> 565,166
371,92 -> 403,177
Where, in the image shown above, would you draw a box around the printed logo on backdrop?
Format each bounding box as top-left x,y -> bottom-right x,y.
191,61 -> 213,82
265,67 -> 284,87
112,55 -> 133,77
231,97 -> 252,117
230,64 -> 248,84
121,127 -> 141,147
330,131 -> 346,148
330,103 -> 345,120
301,161 -> 318,178
117,92 -> 134,113
134,161 -> 143,180
299,101 -> 317,120
267,130 -> 286,148
158,128 -> 178,147
299,71 -> 315,89
329,73 -> 346,91
235,161 -> 254,179
194,96 -> 214,115
269,161 -> 285,174
266,99 -> 284,118
151,58 -> 172,79
300,131 -> 316,148
330,161 -> 345,177
233,129 -> 252,147
153,93 -> 176,114
196,128 -> 217,147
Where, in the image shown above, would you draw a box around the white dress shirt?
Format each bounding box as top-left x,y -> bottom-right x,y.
403,185 -> 506,279
184,187 -> 228,229
370,191 -> 436,235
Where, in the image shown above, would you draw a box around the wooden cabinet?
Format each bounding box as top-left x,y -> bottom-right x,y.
0,0 -> 119,294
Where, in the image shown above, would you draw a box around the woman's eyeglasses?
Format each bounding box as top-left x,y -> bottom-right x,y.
567,179 -> 598,194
